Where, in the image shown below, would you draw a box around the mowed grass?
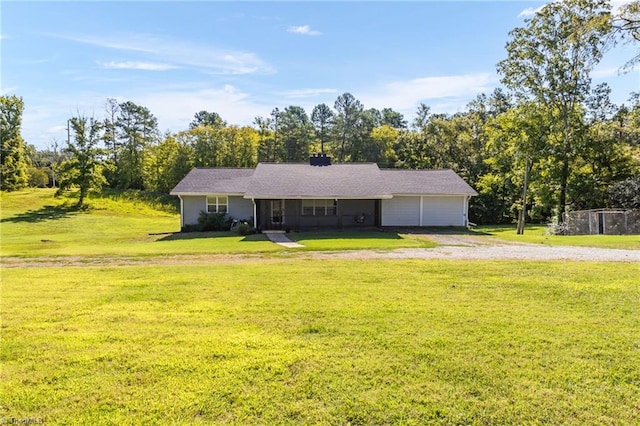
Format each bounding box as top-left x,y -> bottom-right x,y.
477,225 -> 640,249
289,231 -> 436,251
0,189 -> 280,257
2,260 -> 639,425
1,189 -> 436,257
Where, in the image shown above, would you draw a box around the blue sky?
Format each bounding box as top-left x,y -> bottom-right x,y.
2,1 -> 639,149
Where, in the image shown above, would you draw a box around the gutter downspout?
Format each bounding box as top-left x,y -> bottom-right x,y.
464,196 -> 469,228
178,195 -> 184,231
252,198 -> 257,229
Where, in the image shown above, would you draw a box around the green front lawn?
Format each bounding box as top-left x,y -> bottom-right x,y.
288,230 -> 437,251
1,189 -> 436,257
0,189 -> 279,257
2,260 -> 639,424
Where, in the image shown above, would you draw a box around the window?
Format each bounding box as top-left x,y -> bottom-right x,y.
207,196 -> 228,213
302,199 -> 337,216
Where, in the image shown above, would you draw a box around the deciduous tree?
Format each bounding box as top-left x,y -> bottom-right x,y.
497,0 -> 612,221
56,116 -> 106,206
0,95 -> 29,191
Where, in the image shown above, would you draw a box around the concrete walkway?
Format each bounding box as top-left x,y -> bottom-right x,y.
263,231 -> 304,248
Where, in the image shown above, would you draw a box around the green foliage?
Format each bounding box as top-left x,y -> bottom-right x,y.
189,110 -> 226,129
114,101 -> 159,189
334,92 -> 364,162
0,95 -> 29,191
27,167 -> 49,187
2,260 -> 639,423
614,0 -> 640,70
235,221 -> 254,236
56,116 -> 106,206
608,175 -> 640,208
497,0 -> 612,221
310,103 -> 335,154
197,211 -> 232,232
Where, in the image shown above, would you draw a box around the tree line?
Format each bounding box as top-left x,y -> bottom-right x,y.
1,0 -> 639,225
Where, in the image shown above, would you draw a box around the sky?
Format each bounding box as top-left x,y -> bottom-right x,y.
2,1 -> 639,149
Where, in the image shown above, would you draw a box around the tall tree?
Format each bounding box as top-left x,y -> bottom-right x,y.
270,108 -> 283,162
144,133 -> 194,193
279,106 -> 313,162
311,103 -> 335,154
413,103 -> 431,131
102,98 -> 120,186
613,0 -> 640,71
497,0 -> 612,221
254,115 -> 273,163
56,116 -> 106,206
189,111 -> 226,129
0,95 -> 29,191
570,83 -> 638,209
484,102 -> 550,232
116,101 -> 159,189
380,108 -> 407,129
334,92 -> 363,162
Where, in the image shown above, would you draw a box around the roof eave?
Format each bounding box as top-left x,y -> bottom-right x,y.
170,191 -> 246,196
243,194 -> 394,200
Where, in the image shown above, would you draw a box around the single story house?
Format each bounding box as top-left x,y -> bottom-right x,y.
170,154 -> 477,231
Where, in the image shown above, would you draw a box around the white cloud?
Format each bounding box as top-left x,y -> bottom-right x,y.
519,1 -> 631,18
359,73 -> 498,115
612,0 -> 634,13
287,25 -> 322,36
98,61 -> 179,71
1,87 -> 18,95
518,5 -> 546,18
135,84 -> 270,132
50,33 -> 274,75
592,67 -> 621,79
282,88 -> 338,98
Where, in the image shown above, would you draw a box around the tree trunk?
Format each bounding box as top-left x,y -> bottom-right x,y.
557,118 -> 571,223
517,155 -> 530,235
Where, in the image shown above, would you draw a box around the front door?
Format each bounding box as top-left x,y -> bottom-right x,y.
270,199 -> 285,227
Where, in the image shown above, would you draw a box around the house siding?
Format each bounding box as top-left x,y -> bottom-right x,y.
182,195 -> 254,227
182,195 -> 206,226
381,196 -> 421,226
421,196 -> 466,226
229,197 -> 254,222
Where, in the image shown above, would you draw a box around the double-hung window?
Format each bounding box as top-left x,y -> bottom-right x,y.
207,196 -> 228,214
302,199 -> 337,216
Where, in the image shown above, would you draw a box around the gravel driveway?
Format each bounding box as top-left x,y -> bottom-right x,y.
310,234 -> 640,262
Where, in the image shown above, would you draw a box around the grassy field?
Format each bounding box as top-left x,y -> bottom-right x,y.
2,260 -> 639,424
1,189 -> 639,424
477,224 -> 640,249
0,190 -> 433,257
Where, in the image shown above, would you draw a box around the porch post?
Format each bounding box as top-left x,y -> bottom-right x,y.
252,198 -> 257,229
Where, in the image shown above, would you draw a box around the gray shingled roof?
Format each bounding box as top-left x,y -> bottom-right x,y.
380,169 -> 478,196
170,168 -> 254,194
244,163 -> 390,199
170,164 -> 477,197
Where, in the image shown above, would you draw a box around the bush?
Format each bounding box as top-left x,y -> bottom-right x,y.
27,167 -> 49,188
235,222 -> 254,236
197,211 -> 232,232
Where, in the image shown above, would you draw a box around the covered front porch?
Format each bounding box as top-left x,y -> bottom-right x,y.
253,199 -> 381,231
